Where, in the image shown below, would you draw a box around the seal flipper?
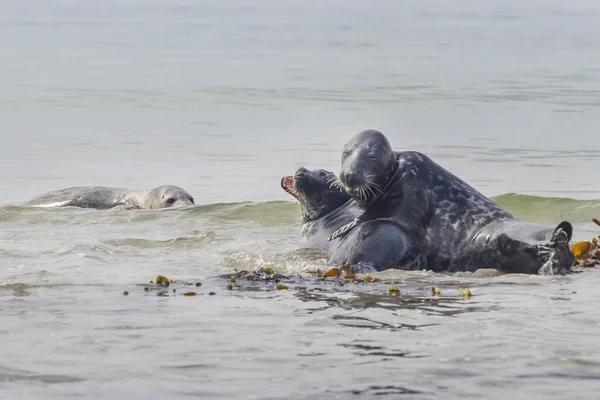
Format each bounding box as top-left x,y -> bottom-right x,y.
536,221 -> 575,275
328,216 -> 361,241
552,221 -> 573,243
109,200 -> 140,211
537,240 -> 575,275
328,209 -> 376,241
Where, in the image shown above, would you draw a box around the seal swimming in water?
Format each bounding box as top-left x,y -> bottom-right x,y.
281,167 -> 426,272
328,129 -> 575,275
23,185 -> 195,210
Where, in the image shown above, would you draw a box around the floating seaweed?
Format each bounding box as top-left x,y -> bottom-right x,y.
220,269 -> 288,282
571,218 -> 600,267
155,275 -> 170,286
260,267 -> 276,275
458,288 -> 472,299
323,268 -> 340,278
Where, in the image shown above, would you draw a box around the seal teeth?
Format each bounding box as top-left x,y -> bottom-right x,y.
281,176 -> 299,197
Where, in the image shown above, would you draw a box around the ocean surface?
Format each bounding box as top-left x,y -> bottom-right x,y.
2,0 -> 600,398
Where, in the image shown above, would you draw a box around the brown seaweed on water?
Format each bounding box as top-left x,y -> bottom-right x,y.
571,218 -> 600,268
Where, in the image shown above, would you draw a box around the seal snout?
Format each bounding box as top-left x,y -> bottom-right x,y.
339,170 -> 363,191
294,167 -> 308,182
281,175 -> 299,198
293,167 -> 314,191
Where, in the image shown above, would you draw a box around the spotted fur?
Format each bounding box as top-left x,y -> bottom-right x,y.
23,185 -> 195,210
281,167 -> 426,272
332,129 -> 575,275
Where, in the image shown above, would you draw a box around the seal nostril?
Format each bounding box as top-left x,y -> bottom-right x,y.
342,171 -> 359,187
340,171 -> 348,184
294,171 -> 308,190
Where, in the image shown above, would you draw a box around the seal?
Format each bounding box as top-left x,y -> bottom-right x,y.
328,129 -> 575,275
281,167 -> 426,272
22,185 -> 195,210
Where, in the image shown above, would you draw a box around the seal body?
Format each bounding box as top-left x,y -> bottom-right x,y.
23,185 -> 195,210
281,167 -> 426,272
331,129 -> 575,275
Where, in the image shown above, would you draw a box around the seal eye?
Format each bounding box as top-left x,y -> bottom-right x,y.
314,194 -> 323,203
166,198 -> 176,206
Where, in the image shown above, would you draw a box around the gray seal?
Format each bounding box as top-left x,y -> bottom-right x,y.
23,185 -> 195,210
281,167 -> 426,272
329,129 -> 575,275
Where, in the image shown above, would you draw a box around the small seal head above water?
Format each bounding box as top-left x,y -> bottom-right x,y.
281,167 -> 426,271
143,185 -> 195,209
23,185 -> 195,210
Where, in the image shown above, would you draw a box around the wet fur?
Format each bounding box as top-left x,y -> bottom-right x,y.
332,129 -> 575,275
282,167 -> 426,272
23,185 -> 195,210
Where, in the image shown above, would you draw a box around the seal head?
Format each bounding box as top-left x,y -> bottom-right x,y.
145,185 -> 195,209
281,167 -> 351,222
282,166 -> 427,272
338,129 -> 396,205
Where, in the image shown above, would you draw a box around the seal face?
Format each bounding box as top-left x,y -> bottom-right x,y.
282,167 -> 426,272
336,129 -> 396,205
23,185 -> 195,210
144,185 -> 195,209
330,129 -> 575,275
281,167 -> 351,223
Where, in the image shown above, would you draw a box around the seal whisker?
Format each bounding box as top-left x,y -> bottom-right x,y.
359,185 -> 369,202
364,179 -> 384,196
362,182 -> 376,198
356,185 -> 363,201
357,185 -> 367,199
328,177 -> 344,191
362,176 -> 382,196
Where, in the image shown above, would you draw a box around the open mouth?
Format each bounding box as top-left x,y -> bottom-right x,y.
281,176 -> 299,198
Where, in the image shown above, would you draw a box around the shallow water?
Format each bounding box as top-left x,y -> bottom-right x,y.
2,0 -> 600,399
